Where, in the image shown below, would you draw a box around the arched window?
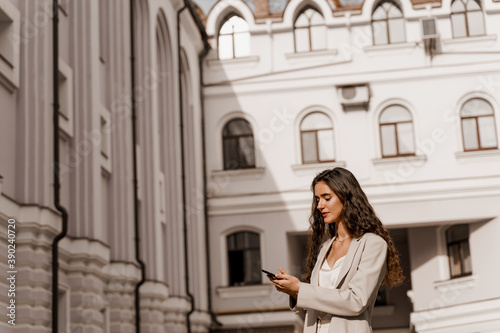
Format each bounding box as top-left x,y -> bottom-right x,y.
451,0 -> 485,38
294,7 -> 326,53
222,118 -> 255,170
371,0 -> 405,45
218,15 -> 250,59
379,105 -> 415,157
461,98 -> 498,151
300,112 -> 335,164
227,231 -> 261,286
446,225 -> 472,278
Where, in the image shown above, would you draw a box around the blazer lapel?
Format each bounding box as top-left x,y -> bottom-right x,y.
312,237 -> 335,286
335,236 -> 362,288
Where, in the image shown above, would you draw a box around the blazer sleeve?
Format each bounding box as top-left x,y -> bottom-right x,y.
295,235 -> 388,317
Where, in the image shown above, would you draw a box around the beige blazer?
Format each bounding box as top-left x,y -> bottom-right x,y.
290,233 -> 387,333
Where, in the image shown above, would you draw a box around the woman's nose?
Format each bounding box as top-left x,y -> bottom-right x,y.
317,200 -> 324,209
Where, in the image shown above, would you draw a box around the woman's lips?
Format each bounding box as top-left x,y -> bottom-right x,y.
322,212 -> 328,217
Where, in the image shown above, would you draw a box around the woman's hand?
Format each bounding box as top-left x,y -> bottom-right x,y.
269,267 -> 300,299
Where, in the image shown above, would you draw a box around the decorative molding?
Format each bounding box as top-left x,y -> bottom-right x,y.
433,275 -> 478,293
442,34 -> 497,46
211,167 -> 265,180
217,284 -> 274,299
291,161 -> 346,172
372,155 -> 427,166
217,310 -> 300,327
140,280 -> 169,300
411,294 -> 500,332
207,55 -> 260,69
364,41 -> 419,54
285,49 -> 338,61
455,149 -> 500,162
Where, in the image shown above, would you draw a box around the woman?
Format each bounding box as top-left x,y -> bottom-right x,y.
269,167 -> 403,332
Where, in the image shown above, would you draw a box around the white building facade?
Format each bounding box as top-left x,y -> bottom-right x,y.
1,0 -> 500,332
0,0 -> 212,332
202,0 -> 500,332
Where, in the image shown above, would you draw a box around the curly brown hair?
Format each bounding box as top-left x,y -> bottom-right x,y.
303,167 -> 404,287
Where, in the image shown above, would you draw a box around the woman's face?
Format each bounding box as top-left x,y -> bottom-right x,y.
314,181 -> 343,224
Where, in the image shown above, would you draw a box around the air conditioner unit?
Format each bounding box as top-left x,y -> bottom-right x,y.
421,17 -> 438,40
337,84 -> 370,112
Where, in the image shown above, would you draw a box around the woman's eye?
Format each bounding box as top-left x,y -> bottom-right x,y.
325,197 -> 331,201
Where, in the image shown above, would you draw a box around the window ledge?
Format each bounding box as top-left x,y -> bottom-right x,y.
217,284 -> 274,299
291,161 -> 346,172
285,49 -> 338,60
442,34 -> 497,46
364,41 -> 418,53
434,275 -> 477,293
211,167 -> 265,179
456,149 -> 500,161
372,154 -> 426,166
373,305 -> 395,316
207,55 -> 259,68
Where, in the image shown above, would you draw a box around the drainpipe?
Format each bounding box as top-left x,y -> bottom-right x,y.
199,39 -> 223,330
51,1 -> 69,332
130,0 -> 146,332
177,5 -> 195,333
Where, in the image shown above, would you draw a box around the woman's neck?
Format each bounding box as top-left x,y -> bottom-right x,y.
335,221 -> 350,239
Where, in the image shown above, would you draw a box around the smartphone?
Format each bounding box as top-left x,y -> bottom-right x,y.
261,269 -> 280,280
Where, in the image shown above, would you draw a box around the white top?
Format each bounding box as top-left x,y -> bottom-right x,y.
319,255 -> 346,289
317,255 -> 346,333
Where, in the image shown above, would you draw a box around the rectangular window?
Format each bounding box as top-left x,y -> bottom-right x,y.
446,224 -> 472,279
380,124 -> 397,157
317,129 -> 335,161
397,123 -> 415,154
462,118 -> 479,150
388,18 -> 405,43
310,25 -> 326,51
478,116 -> 498,149
295,28 -> 310,52
223,137 -> 238,170
218,35 -> 233,59
239,136 -> 255,168
451,14 -> 467,38
467,11 -> 485,37
301,131 -> 318,163
372,21 -> 389,45
227,232 -> 261,286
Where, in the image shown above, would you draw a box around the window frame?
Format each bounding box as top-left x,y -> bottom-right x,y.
226,231 -> 262,287
446,225 -> 472,279
379,105 -> 416,158
371,0 -> 406,46
222,118 -> 256,170
460,98 -> 498,152
300,112 -> 335,164
217,15 -> 250,60
293,6 -> 326,53
450,0 -> 486,38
